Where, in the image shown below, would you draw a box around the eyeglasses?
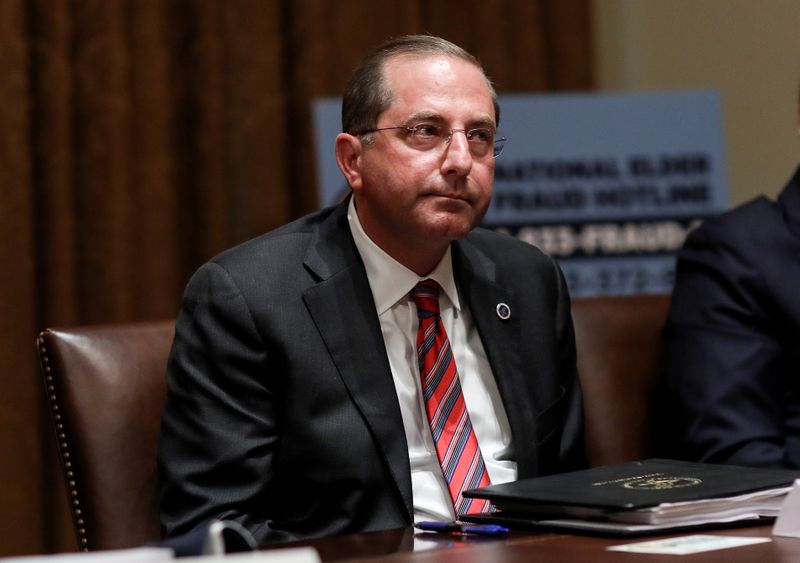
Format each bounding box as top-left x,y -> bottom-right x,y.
354,123 -> 507,158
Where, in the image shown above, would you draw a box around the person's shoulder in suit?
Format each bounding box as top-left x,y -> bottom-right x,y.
464,226 -> 563,278
682,193 -> 783,257
210,204 -> 340,270
673,185 -> 797,320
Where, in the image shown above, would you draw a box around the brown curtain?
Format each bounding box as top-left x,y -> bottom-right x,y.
0,0 -> 592,556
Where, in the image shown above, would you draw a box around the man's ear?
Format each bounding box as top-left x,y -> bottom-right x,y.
335,133 -> 364,191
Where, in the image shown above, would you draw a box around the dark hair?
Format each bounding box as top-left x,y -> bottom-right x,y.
341,35 -> 500,138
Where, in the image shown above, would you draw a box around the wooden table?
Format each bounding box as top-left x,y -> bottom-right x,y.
272,524 -> 800,562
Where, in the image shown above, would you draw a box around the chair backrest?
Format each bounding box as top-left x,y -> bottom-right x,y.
37,320 -> 175,551
571,294 -> 670,467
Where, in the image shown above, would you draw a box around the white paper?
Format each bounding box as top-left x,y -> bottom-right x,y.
772,478 -> 800,537
609,486 -> 792,525
607,534 -> 771,555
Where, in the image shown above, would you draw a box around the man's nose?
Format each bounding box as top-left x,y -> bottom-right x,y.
441,130 -> 473,176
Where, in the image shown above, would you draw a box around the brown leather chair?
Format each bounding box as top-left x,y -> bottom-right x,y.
571,294 -> 670,467
37,320 -> 175,551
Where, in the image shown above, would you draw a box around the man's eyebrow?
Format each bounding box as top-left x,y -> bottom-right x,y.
403,112 -> 496,130
403,111 -> 445,125
468,116 -> 497,129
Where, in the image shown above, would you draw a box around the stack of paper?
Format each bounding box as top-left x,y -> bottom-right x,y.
610,486 -> 791,525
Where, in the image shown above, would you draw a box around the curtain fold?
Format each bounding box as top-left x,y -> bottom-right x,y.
0,0 -> 43,556
0,0 -> 592,555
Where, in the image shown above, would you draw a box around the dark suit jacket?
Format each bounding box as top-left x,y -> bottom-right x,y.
660,166 -> 800,468
158,199 -> 586,544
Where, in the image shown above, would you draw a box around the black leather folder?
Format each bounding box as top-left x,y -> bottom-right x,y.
461,459 -> 800,536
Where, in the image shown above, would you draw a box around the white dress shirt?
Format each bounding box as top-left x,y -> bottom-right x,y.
347,199 -> 517,521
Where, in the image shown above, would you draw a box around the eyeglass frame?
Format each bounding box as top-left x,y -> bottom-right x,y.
351,124 -> 507,158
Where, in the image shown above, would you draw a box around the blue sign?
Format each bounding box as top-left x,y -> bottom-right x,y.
313,91 -> 729,296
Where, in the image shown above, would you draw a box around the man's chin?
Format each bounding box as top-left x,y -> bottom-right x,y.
423,215 -> 479,241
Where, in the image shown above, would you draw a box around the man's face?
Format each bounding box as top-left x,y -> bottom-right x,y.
342,54 -> 496,271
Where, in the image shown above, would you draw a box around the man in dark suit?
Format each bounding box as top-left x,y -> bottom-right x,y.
158,35 -> 585,545
661,161 -> 800,468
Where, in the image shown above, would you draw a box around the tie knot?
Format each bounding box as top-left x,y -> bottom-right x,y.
411,279 -> 441,316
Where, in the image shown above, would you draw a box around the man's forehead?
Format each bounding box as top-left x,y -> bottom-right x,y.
381,54 -> 494,118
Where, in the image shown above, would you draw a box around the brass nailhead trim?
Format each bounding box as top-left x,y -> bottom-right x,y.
38,334 -> 90,551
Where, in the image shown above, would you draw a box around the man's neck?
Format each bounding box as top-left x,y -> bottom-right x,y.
351,204 -> 450,276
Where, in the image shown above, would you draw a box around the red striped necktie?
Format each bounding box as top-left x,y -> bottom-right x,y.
411,279 -> 492,515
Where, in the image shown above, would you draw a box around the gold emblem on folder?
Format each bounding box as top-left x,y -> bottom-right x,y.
622,476 -> 702,490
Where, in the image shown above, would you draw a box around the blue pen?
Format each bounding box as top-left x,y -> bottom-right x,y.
415,520 -> 509,537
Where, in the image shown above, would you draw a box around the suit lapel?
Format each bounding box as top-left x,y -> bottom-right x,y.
453,239 -> 539,476
301,202 -> 413,519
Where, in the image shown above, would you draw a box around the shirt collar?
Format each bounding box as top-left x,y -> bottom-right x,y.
347,197 -> 460,315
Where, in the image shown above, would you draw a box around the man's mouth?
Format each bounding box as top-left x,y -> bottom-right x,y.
428,191 -> 469,202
